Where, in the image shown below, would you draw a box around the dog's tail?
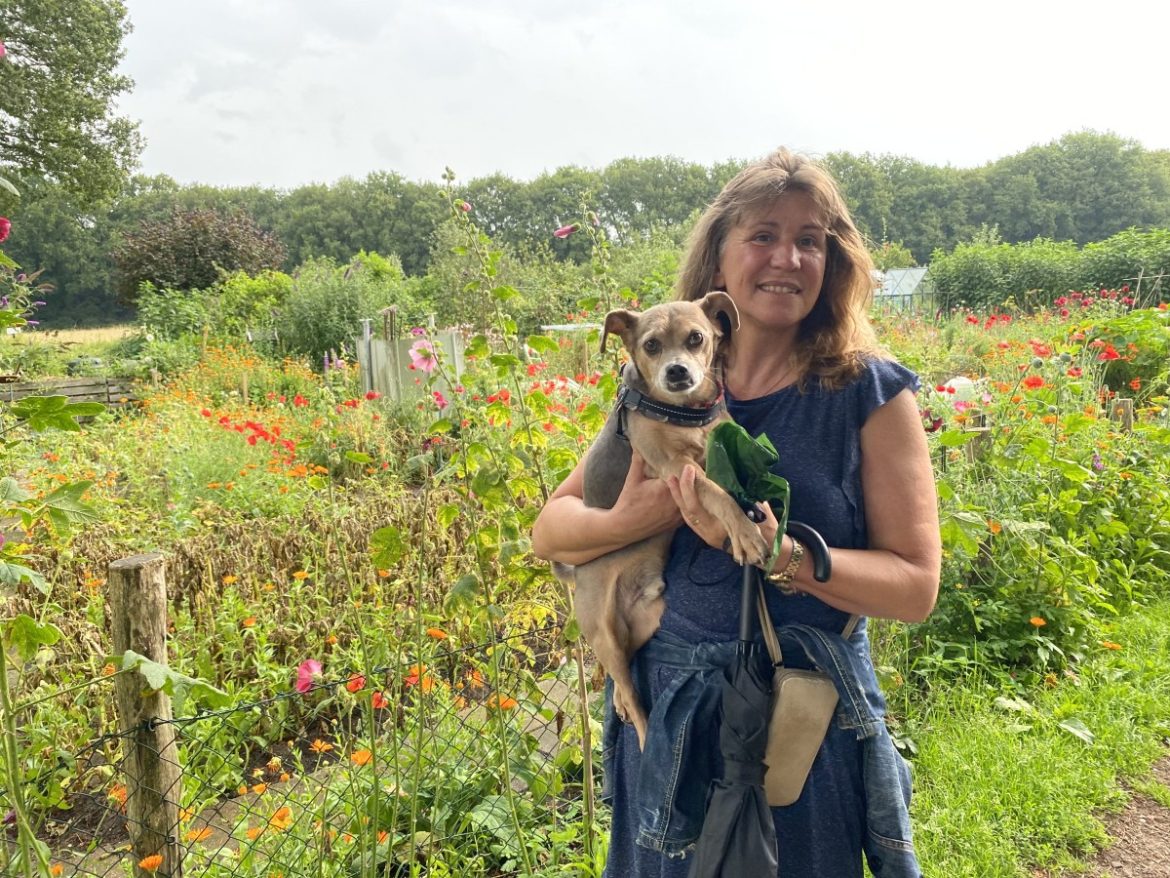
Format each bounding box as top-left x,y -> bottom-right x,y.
551,561 -> 575,584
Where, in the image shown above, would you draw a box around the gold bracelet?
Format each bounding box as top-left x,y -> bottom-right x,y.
766,538 -> 805,594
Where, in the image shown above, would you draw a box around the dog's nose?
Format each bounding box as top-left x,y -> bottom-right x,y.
665,363 -> 693,387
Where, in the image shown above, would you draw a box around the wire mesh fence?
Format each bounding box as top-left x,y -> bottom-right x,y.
9,625 -> 605,878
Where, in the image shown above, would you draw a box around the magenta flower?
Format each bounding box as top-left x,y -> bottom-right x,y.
0,41 -> 6,60
432,390 -> 449,410
553,224 -> 578,239
0,217 -> 10,243
409,327 -> 427,337
295,659 -> 323,694
409,339 -> 437,373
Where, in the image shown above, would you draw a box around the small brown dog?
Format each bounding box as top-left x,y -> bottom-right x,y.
556,292 -> 769,747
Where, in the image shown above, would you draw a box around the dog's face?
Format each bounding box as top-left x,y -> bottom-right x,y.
601,292 -> 739,405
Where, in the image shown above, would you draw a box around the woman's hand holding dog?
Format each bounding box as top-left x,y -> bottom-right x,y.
667,464 -> 776,560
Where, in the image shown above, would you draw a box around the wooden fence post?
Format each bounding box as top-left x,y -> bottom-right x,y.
109,553 -> 183,878
1111,398 -> 1134,432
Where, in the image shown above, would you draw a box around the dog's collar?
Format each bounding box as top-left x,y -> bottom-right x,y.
616,383 -> 725,427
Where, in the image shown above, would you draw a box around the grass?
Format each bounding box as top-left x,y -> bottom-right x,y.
25,324 -> 135,345
906,598 -> 1170,876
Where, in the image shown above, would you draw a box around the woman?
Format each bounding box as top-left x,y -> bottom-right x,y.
532,148 -> 940,876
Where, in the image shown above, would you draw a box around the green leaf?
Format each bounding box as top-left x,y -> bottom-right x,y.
5,614 -> 62,661
490,285 -> 520,302
563,617 -> 581,642
9,395 -> 106,431
577,296 -> 600,311
119,650 -> 231,714
465,335 -> 491,358
0,477 -> 34,504
446,573 -> 480,611
490,353 -> 522,370
1057,717 -> 1095,745
41,480 -> 97,521
428,418 -> 454,434
437,504 -> 461,530
0,561 -> 48,594
938,429 -> 976,448
345,451 -> 372,464
370,525 -> 406,569
525,335 -> 560,355
307,474 -> 328,490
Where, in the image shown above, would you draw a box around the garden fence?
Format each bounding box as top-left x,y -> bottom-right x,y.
7,555 -> 602,878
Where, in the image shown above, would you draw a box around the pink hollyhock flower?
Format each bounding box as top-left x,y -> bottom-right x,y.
409,339 -> 437,373
553,224 -> 578,239
295,659 -> 322,694
0,217 -> 10,243
410,327 -> 427,337
432,390 -> 449,410
0,41 -> 6,59
459,200 -> 472,213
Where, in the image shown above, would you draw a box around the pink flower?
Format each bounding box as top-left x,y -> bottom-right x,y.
409,339 -> 437,374
0,217 -> 10,243
0,41 -> 6,60
432,390 -> 449,410
553,224 -> 578,239
459,200 -> 472,213
295,659 -> 322,694
410,327 -> 427,337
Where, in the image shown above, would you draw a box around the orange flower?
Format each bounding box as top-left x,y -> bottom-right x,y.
487,694 -> 518,711
266,756 -> 282,773
292,570 -> 309,580
371,691 -> 389,709
346,674 -> 366,693
279,772 -> 291,782
988,520 -> 1002,535
1029,617 -> 1047,628
241,616 -> 256,628
351,749 -> 373,766
51,866 -> 64,877
246,826 -> 264,840
310,739 -> 333,754
1100,640 -> 1122,650
101,662 -> 116,677
138,854 -> 164,872
376,568 -> 391,578
252,783 -> 268,794
377,830 -> 389,844
185,826 -> 214,843
222,574 -> 238,585
108,783 -> 127,807
269,806 -> 293,831
426,627 -> 448,640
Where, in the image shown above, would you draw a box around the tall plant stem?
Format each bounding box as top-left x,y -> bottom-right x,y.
0,645 -> 51,877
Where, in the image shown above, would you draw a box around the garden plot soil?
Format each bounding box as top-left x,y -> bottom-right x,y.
1079,756 -> 1170,878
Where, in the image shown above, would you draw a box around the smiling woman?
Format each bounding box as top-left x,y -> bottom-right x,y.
533,146 -> 940,878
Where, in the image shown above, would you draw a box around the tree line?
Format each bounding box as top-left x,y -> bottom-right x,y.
5,131 -> 1170,326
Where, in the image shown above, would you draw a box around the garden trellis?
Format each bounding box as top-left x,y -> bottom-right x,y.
10,556 -> 600,878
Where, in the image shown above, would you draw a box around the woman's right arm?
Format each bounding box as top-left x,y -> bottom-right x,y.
532,451 -> 683,566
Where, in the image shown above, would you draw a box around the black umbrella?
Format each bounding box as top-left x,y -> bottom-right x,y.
686,561 -> 777,877
687,424 -> 832,877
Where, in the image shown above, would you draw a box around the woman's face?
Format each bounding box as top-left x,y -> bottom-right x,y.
713,190 -> 828,336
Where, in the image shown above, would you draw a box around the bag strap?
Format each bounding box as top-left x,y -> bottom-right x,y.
757,588 -> 860,666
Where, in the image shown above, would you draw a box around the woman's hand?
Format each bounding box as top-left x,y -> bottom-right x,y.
613,451 -> 683,536
666,464 -> 774,556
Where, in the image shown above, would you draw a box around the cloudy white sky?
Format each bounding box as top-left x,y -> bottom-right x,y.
116,0 -> 1168,190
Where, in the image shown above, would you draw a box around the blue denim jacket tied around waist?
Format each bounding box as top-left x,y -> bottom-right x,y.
601,624 -> 922,878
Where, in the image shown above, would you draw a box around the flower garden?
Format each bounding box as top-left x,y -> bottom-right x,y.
2,198 -> 1170,877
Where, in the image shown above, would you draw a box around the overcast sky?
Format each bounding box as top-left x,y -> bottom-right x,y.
115,0 -> 1168,190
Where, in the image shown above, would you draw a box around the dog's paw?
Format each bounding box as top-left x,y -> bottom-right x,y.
727,523 -> 769,569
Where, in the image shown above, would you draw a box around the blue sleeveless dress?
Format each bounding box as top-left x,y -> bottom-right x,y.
601,357 -> 920,878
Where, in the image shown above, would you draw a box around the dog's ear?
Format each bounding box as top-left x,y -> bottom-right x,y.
601,309 -> 638,353
698,291 -> 740,338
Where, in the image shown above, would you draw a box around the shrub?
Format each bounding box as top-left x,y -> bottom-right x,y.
112,207 -> 286,303
277,254 -> 412,365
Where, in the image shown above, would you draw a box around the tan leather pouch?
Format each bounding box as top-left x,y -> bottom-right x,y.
757,591 -> 857,807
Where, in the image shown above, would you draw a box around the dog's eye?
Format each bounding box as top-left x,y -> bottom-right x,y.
643,338 -> 661,355
687,331 -> 704,348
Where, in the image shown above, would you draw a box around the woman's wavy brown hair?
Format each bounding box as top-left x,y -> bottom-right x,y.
676,147 -> 884,389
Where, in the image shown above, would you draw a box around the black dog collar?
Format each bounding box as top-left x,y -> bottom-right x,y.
615,383 -> 725,428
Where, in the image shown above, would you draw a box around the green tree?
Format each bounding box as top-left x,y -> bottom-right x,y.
0,0 -> 142,209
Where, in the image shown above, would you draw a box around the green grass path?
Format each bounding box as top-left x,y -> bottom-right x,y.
906,598 -> 1170,876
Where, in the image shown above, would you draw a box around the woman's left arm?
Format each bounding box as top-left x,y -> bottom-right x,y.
790,387 -> 941,621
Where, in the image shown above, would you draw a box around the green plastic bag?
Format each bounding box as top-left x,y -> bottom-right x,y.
705,420 -> 790,533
